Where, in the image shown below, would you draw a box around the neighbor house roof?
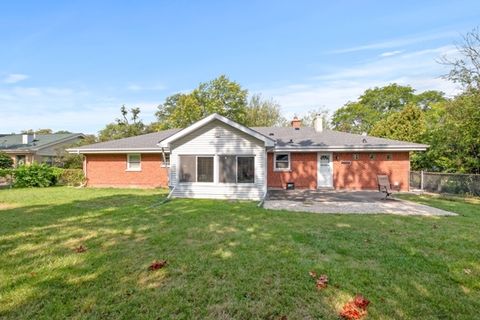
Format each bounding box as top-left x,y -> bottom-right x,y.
0,133 -> 85,152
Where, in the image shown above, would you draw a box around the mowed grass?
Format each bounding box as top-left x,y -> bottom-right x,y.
0,188 -> 479,319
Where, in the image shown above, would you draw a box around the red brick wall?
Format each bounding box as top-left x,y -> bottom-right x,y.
85,154 -> 168,188
333,152 -> 410,191
267,152 -> 317,189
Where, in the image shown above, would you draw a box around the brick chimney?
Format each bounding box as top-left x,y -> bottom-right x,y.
291,116 -> 301,129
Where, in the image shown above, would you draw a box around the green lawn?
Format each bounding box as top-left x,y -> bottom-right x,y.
0,188 -> 479,319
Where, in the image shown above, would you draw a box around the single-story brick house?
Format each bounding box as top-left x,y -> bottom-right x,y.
68,113 -> 427,199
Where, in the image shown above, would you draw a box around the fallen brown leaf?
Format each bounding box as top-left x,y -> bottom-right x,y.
148,260 -> 167,271
74,245 -> 87,253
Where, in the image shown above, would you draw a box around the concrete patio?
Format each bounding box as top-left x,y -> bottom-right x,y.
264,190 -> 456,216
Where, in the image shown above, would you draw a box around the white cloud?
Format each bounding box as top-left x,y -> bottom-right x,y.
127,83 -> 166,91
0,84 -> 159,134
380,50 -> 404,57
329,31 -> 456,54
259,45 -> 462,119
3,73 -> 29,84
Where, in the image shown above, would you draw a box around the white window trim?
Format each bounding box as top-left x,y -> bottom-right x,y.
273,152 -> 291,171
126,154 -> 142,171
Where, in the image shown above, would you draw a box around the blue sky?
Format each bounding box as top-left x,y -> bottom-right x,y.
1,1 -> 479,133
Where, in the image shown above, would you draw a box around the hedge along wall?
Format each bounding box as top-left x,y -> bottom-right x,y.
0,166 -> 85,188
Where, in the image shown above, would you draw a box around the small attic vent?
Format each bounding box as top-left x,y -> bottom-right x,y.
288,139 -> 294,144
362,138 -> 367,143
294,127 -> 300,131
269,132 -> 274,136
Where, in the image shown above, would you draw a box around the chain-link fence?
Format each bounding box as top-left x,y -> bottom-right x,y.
410,171 -> 480,196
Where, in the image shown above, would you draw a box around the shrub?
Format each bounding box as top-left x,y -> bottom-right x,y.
56,169 -> 85,186
13,163 -> 58,188
0,152 -> 13,169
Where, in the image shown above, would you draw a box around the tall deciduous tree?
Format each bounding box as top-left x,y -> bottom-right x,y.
244,94 -> 286,127
331,84 -> 444,134
440,27 -> 480,91
370,104 -> 426,142
98,105 -> 147,141
154,75 -> 248,129
419,92 -> 480,173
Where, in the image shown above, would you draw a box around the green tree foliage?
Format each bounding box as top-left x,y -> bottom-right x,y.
0,152 -> 14,169
244,94 -> 286,127
56,135 -> 97,169
418,92 -> 480,173
99,105 -> 148,141
300,107 -> 330,129
154,75 -> 248,129
370,104 -> 426,142
331,84 -> 444,134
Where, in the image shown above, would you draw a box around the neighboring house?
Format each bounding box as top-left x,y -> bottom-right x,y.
0,133 -> 85,166
67,113 -> 427,199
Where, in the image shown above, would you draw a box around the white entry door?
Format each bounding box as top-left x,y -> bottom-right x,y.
317,153 -> 333,188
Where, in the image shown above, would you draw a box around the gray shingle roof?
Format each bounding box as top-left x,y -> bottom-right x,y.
73,129 -> 181,150
252,127 -> 428,149
0,133 -> 84,151
71,125 -> 427,152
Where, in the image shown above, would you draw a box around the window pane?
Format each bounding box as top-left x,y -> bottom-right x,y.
129,162 -> 141,170
276,161 -> 289,169
237,157 -> 254,183
197,157 -> 213,182
276,154 -> 289,162
219,155 -> 236,183
179,156 -> 196,182
129,154 -> 140,162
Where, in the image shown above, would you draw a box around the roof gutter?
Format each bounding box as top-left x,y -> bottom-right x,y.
272,145 -> 428,152
66,148 -> 170,154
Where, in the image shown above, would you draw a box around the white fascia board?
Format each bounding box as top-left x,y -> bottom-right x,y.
157,113 -> 275,148
66,148 -> 169,154
272,145 -> 428,152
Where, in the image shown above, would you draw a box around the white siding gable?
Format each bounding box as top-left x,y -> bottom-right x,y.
169,120 -> 266,200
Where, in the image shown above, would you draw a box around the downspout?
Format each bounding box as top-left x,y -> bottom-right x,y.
258,145 -> 273,207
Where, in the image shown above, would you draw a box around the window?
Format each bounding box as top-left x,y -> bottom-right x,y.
179,155 -> 196,182
386,153 -> 393,161
42,156 -> 54,166
219,155 -> 255,183
369,153 -> 376,160
274,153 -> 290,170
179,156 -> 214,183
161,153 -> 170,167
127,154 -> 141,171
237,156 -> 254,183
352,153 -> 360,160
219,155 -> 236,183
15,155 -> 26,167
197,157 -> 214,182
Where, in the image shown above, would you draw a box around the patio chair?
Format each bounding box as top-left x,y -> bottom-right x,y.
377,175 -> 393,200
